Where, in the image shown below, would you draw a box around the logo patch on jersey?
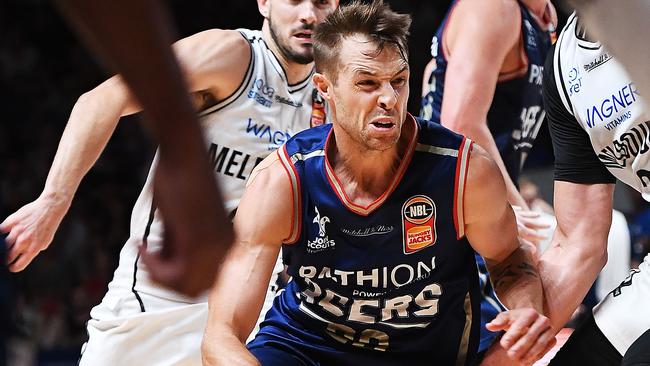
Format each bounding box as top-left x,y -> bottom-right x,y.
584,53 -> 612,73
248,78 -> 274,108
307,206 -> 336,253
401,195 -> 436,254
310,89 -> 327,127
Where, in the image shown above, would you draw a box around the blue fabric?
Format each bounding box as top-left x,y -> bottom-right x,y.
248,117 -> 481,365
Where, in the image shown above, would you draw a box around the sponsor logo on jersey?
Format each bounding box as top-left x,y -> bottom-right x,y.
296,256 -> 442,349
585,83 -> 639,128
566,67 -> 583,96
340,225 -> 394,237
598,120 -> 650,169
248,78 -> 275,108
307,206 -> 336,253
401,195 -> 436,254
310,89 -> 327,127
245,118 -> 293,150
584,52 -> 612,73
275,95 -> 302,108
208,143 -> 264,181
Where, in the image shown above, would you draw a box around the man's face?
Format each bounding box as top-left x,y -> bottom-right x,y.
325,35 -> 410,151
267,0 -> 337,64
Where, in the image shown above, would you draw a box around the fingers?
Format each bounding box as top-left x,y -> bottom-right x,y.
512,206 -> 540,218
7,232 -> 40,272
486,312 -> 511,332
0,213 -> 17,233
506,314 -> 552,361
499,310 -> 537,351
522,329 -> 557,365
5,225 -> 23,264
517,223 -> 547,243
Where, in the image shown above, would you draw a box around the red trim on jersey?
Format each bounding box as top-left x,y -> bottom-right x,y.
278,147 -> 302,244
323,114 -> 419,216
453,138 -> 473,239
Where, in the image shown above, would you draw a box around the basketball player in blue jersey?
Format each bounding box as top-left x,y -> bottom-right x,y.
1,0 -> 338,364
419,0 -> 556,362
205,2 -> 555,365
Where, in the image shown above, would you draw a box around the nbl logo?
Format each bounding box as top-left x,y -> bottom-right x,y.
401,195 -> 437,254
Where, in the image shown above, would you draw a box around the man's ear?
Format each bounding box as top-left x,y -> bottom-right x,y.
313,73 -> 333,100
257,0 -> 270,18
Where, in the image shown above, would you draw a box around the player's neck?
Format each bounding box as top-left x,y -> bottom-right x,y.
262,23 -> 314,85
328,119 -> 414,200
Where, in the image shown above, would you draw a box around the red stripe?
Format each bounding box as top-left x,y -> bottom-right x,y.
278,147 -> 302,244
453,139 -> 465,238
324,114 -> 418,216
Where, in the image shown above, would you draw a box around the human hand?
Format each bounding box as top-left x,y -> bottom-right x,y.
512,206 -> 551,248
486,308 -> 556,365
0,195 -> 70,272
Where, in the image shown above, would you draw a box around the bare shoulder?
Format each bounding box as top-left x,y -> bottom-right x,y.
174,29 -> 250,58
172,29 -> 252,99
242,151 -> 294,220
247,151 -> 289,189
467,143 -> 500,181
236,151 -> 294,243
464,143 -> 508,224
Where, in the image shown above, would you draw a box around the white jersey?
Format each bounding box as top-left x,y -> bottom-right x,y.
551,14 -> 650,356
104,28 -> 323,308
553,13 -> 650,200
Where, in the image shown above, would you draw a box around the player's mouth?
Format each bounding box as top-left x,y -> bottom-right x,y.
370,117 -> 396,131
293,31 -> 313,43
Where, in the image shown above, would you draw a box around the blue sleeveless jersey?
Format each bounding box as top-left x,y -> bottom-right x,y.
420,0 -> 553,182
248,116 -> 482,365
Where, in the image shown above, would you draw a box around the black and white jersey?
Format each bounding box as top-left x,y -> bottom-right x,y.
544,12 -> 650,199
107,29 -> 325,306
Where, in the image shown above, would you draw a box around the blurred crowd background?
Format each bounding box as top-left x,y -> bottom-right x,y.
2,0 -> 649,365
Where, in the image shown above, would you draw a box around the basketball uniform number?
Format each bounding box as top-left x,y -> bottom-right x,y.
518,106 -> 545,145
326,322 -> 389,352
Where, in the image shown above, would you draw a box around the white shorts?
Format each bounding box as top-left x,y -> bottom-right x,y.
594,254 -> 650,355
80,294 -> 207,366
80,254 -> 284,365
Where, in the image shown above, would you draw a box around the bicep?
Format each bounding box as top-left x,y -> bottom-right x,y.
208,154 -> 293,336
463,145 -> 519,262
441,2 -> 519,126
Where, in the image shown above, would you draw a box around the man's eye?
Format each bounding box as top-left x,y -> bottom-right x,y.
392,78 -> 406,87
358,80 -> 376,86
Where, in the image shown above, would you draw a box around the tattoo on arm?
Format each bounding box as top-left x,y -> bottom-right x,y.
491,259 -> 539,292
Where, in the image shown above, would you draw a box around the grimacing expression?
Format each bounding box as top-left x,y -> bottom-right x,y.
268,0 -> 337,65
327,35 -> 410,151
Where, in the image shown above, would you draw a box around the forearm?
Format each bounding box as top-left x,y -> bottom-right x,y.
538,235 -> 607,330
42,79 -> 133,203
202,325 -> 259,366
488,245 -> 544,313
